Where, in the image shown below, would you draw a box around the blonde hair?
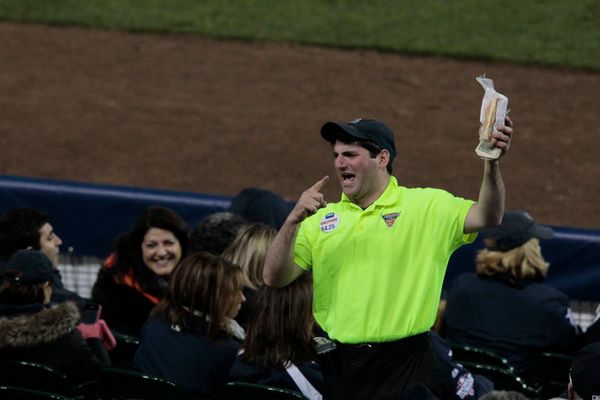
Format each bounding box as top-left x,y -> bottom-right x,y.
476,238 -> 549,281
222,223 -> 276,289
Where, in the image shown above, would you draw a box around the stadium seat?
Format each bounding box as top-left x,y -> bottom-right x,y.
219,381 -> 308,400
460,362 -> 541,399
0,385 -> 75,400
446,341 -> 515,372
95,367 -> 194,400
109,331 -> 140,369
0,361 -> 80,398
521,352 -> 573,399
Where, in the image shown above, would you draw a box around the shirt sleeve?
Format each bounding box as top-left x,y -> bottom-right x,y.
294,217 -> 315,271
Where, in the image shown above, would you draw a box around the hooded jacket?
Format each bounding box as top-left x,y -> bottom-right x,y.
0,301 -> 101,384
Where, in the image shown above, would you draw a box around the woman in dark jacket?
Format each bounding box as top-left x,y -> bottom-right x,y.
135,251 -> 246,399
92,206 -> 189,337
229,274 -> 323,399
443,211 -> 581,372
0,249 -> 101,384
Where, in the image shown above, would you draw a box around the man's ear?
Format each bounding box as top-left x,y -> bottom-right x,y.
378,149 -> 390,170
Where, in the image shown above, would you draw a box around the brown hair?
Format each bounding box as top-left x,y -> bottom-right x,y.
242,274 -> 315,369
153,251 -> 245,340
476,238 -> 549,281
222,223 -> 276,289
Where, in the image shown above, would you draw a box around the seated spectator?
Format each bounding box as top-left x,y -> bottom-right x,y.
135,252 -> 246,399
430,330 -> 494,399
222,222 -> 277,327
443,211 -> 581,372
229,274 -> 323,399
0,208 -> 83,305
228,187 -> 294,229
566,342 -> 600,400
0,249 -> 102,384
92,206 -> 189,336
189,211 -> 247,255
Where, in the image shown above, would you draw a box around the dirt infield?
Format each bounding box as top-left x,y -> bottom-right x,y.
0,22 -> 598,229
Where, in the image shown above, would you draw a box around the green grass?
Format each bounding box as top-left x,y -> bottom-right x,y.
0,0 -> 599,70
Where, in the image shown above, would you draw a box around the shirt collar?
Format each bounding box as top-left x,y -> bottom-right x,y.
340,176 -> 399,209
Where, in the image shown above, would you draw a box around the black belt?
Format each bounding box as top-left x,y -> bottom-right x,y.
334,331 -> 430,352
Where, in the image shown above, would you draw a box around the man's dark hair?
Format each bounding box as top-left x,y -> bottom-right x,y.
0,208 -> 49,258
189,212 -> 247,255
336,132 -> 393,174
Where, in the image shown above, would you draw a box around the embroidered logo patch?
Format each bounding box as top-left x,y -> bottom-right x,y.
381,212 -> 400,228
320,212 -> 339,233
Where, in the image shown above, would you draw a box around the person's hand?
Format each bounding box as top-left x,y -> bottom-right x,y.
287,176 -> 329,224
491,116 -> 514,157
77,319 -> 117,351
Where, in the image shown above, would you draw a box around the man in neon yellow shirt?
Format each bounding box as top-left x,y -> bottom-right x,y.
264,117 -> 513,399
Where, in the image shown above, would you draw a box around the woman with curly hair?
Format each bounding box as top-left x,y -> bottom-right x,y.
92,206 -> 189,336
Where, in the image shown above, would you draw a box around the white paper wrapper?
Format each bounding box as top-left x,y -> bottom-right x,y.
475,75 -> 509,160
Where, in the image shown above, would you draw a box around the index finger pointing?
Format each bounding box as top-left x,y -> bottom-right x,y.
309,175 -> 329,192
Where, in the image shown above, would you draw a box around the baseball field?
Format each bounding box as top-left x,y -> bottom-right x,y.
0,1 -> 598,228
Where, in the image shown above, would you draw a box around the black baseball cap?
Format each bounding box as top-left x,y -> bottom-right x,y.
2,249 -> 54,285
570,343 -> 600,400
320,118 -> 397,162
482,210 -> 554,252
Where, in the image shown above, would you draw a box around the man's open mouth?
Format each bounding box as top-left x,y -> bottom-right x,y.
341,173 -> 355,183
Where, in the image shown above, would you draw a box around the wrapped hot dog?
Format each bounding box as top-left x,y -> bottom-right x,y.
475,75 -> 508,160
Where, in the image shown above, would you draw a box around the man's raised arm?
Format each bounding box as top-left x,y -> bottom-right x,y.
263,176 -> 329,287
465,117 -> 513,233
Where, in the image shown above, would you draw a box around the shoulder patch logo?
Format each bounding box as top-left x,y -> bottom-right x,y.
382,212 -> 400,228
320,212 -> 339,233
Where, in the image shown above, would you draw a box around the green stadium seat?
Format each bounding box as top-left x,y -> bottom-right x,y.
521,351 -> 573,399
108,331 -> 140,370
0,385 -> 75,400
446,341 -> 515,372
460,362 -> 541,399
219,382 -> 308,400
0,361 -> 80,398
95,367 -> 194,400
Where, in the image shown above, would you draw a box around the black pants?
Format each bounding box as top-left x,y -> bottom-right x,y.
319,332 -> 443,400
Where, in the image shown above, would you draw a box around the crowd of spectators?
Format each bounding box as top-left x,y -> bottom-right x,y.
0,195 -> 597,399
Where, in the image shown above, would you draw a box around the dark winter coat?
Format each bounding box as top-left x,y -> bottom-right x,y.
0,301 -> 102,384
135,312 -> 241,399
91,266 -> 158,337
444,273 -> 582,371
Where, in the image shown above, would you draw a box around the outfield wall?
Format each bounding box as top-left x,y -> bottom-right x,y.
0,174 -> 231,258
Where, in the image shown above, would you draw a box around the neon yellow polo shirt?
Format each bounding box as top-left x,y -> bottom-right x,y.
294,176 -> 476,343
